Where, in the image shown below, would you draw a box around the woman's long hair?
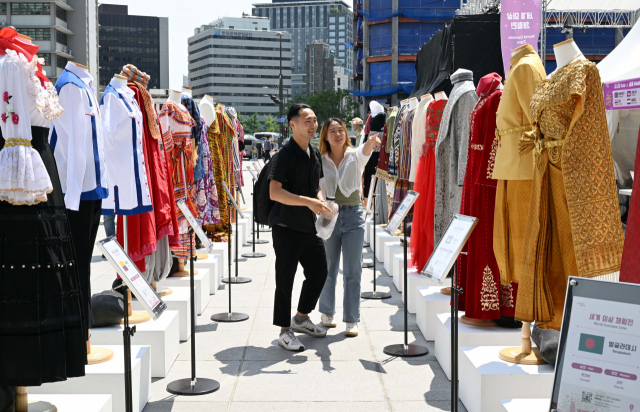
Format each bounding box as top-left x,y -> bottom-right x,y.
319,118 -> 352,155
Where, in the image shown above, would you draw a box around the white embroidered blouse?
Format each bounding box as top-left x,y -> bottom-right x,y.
319,144 -> 371,200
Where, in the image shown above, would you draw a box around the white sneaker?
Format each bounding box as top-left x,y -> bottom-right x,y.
321,313 -> 336,328
345,322 -> 358,337
278,329 -> 305,352
290,316 -> 327,337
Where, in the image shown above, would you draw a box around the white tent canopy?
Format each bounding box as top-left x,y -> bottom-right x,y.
597,22 -> 640,186
548,0 -> 640,11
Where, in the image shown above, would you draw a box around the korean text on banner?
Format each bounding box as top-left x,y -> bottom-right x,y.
500,0 -> 541,77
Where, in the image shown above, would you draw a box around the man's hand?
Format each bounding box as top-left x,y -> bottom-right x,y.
307,198 -> 331,215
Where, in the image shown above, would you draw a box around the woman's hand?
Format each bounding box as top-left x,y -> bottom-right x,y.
363,132 -> 382,156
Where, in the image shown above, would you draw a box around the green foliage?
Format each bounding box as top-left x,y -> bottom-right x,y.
238,112 -> 261,135
263,115 -> 279,133
284,88 -> 359,128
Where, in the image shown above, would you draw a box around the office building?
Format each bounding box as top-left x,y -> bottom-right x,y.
252,0 -> 352,97
3,0 -> 99,83
98,4 -> 169,90
306,40 -> 333,93
333,60 -> 350,91
188,16 -> 292,122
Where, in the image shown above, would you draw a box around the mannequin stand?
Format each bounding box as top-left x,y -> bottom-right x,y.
498,322 -> 546,365
167,228 -> 221,395
361,192 -> 390,300
450,264 -> 460,412
118,290 -> 151,325
460,316 -> 497,327
440,287 -> 451,296
11,388 -> 56,412
257,224 -> 271,233
171,260 -> 198,278
86,343 -> 115,365
222,197 -> 251,284
152,282 -> 173,297
211,200 -> 250,323
196,253 -> 208,261
383,219 -> 428,356
242,178 -> 266,258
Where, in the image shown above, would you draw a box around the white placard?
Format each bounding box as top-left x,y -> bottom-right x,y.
237,184 -> 245,205
258,159 -> 265,168
420,214 -> 477,283
222,181 -> 245,218
364,175 -> 377,223
96,237 -> 166,320
252,163 -> 261,173
247,167 -> 258,181
177,199 -> 213,252
385,190 -> 419,235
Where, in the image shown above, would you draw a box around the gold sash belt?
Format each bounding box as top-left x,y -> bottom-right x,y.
4,138 -> 32,148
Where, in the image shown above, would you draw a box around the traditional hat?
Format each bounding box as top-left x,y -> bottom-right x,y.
349,117 -> 363,125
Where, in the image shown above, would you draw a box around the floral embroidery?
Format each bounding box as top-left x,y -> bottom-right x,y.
2,91 -> 16,124
500,282 -> 515,308
3,91 -> 8,103
480,266 -> 500,311
470,144 -> 484,151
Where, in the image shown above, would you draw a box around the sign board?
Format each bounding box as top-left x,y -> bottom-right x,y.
257,159 -> 265,168
247,167 -> 258,181
237,184 -> 245,205
96,236 -> 167,320
177,199 -> 213,252
384,190 -> 419,235
604,77 -> 640,110
550,277 -> 640,412
279,116 -> 286,123
500,2 -> 541,77
364,174 -> 377,223
420,214 -> 477,283
252,163 -> 261,173
222,181 -> 245,218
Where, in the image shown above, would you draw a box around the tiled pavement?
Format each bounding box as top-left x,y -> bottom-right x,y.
90,165 -> 466,412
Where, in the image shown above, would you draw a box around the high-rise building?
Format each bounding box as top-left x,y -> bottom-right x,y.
333,60 -> 350,91
252,0 -> 352,97
187,16 -> 292,122
2,0 -> 99,83
306,40 -> 333,93
98,4 -> 169,90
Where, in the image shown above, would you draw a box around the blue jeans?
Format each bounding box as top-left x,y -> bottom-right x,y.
319,205 -> 365,323
104,214 -> 116,238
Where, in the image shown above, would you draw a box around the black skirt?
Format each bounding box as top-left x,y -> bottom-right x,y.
0,126 -> 87,386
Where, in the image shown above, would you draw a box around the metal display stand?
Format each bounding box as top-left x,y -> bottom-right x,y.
382,216 -> 429,357
361,192 -> 390,299
222,190 -> 251,284
242,176 -> 266,258
166,228 -> 220,395
449,263 -> 460,412
121,215 -> 135,412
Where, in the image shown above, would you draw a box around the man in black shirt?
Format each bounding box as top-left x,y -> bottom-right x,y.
269,103 -> 331,351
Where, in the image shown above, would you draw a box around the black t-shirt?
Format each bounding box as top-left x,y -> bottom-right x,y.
268,137 -> 323,233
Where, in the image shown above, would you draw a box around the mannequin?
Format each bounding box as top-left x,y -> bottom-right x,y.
167,90 -> 185,108
420,93 -> 433,103
112,73 -> 128,88
434,91 -> 447,100
181,85 -> 192,97
71,61 -> 89,70
511,44 -> 527,57
553,39 -> 586,70
199,94 -> 216,126
406,97 -> 418,111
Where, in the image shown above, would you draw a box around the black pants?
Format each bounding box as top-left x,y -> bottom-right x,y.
264,150 -> 271,162
272,225 -> 328,327
67,199 -> 102,336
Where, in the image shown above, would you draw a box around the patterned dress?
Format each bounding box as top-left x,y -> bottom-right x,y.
390,107 -> 415,217
158,101 -> 197,259
409,98 -> 447,270
195,117 -> 220,226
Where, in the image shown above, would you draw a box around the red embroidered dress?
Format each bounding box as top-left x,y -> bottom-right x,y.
159,101 -> 197,259
620,127 -> 640,283
409,98 -> 447,270
457,73 -> 517,318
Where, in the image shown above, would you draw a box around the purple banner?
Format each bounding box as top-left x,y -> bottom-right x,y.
604,77 -> 640,111
500,0 -> 541,77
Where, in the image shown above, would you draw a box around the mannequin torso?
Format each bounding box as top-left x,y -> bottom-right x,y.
434,91 -> 447,101
181,86 -> 192,97
113,74 -> 128,88
167,90 -> 187,110
511,44 -> 528,57
552,39 -> 586,74
420,94 -> 433,104
199,95 -> 216,125
406,97 -> 418,111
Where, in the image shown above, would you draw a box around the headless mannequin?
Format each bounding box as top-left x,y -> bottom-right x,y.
553,39 -> 586,73
420,93 -> 433,103
181,86 -> 192,97
112,74 -> 128,88
199,94 -> 216,126
406,97 -> 418,111
511,44 -> 528,57
434,91 -> 447,101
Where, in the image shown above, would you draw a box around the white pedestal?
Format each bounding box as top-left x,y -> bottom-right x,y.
90,311 -> 180,378
194,254 -> 220,294
383,241 -> 402,275
369,225 -> 382,246
31,345 -> 151,412
28,394 -> 112,412
160,268 -> 210,315
133,287 -> 191,342
499,398 -> 551,412
416,286 -> 452,341
364,220 -> 373,245
375,232 -> 401,263
238,218 -> 248,245
202,243 -> 229,280
434,313 -> 523,379
459,346 -> 555,412
405,271 -> 451,314
392,252 -> 414,288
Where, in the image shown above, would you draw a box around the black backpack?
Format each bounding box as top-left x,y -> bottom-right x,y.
253,145 -> 298,225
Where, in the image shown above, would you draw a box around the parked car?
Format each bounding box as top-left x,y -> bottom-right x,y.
243,135 -> 257,159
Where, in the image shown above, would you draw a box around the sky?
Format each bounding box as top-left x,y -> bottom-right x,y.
104,0 -> 259,88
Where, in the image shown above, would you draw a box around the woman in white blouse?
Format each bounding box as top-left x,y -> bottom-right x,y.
318,118 -> 382,337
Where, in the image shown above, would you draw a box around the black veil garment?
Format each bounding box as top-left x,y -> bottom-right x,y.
0,126 -> 87,386
410,24 -> 453,99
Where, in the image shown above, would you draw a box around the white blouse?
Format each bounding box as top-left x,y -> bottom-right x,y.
319,145 -> 371,200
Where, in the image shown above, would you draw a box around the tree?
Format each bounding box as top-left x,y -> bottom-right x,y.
263,115 -> 279,133
238,112 -> 260,135
284,88 -> 359,127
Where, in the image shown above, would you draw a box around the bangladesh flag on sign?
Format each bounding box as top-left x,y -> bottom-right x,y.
578,333 -> 605,355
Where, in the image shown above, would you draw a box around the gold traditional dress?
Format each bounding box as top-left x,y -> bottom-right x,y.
516,59 -> 624,330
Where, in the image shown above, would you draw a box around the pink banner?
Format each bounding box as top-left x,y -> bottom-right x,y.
500,0 -> 542,77
604,77 -> 640,111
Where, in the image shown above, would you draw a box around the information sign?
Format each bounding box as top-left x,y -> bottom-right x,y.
177,199 -> 213,252
222,181 -> 245,218
247,167 -> 258,181
384,190 -> 419,235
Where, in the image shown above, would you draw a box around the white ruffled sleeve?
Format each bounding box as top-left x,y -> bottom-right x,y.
0,51 -> 53,205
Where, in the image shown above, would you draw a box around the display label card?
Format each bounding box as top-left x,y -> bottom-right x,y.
247,167 -> 258,181
177,199 -> 213,252
420,214 -> 477,283
604,77 -> 640,110
222,181 -> 245,218
252,163 -> 261,173
550,278 -> 640,412
364,175 -> 377,223
96,237 -> 166,320
385,190 -> 419,235
237,184 -> 246,205
258,159 -> 265,168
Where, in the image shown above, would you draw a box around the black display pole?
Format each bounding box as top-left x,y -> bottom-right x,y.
242,177 -> 266,258
361,194 -> 373,268
222,188 -> 251,283
450,263 -> 460,412
383,216 -> 429,357
121,215 -> 135,412
361,192 -> 390,300
166,228 -> 220,395
211,199 -> 250,323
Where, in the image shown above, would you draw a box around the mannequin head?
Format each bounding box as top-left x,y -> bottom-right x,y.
181,86 -> 192,97
113,74 -> 128,88
434,91 -> 447,101
199,94 -> 216,125
553,39 -> 585,70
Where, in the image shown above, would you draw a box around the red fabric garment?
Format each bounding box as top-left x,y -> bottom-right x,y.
363,113 -> 372,136
456,73 -> 518,318
620,127 -> 640,283
409,99 -> 447,270
0,27 -> 49,85
377,123 -> 390,170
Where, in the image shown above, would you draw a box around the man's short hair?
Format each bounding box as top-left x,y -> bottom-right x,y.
287,103 -> 312,123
